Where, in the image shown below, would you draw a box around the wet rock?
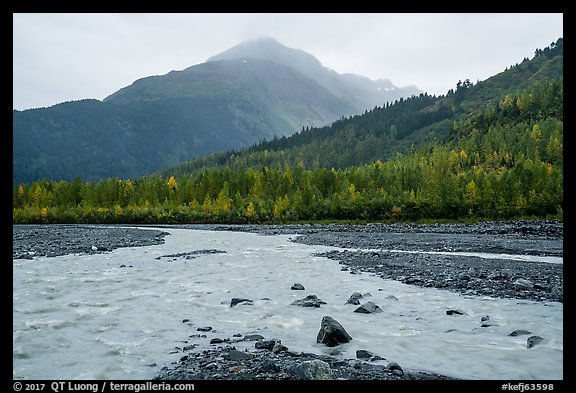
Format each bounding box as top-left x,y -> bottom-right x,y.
272,343 -> 288,353
295,359 -> 333,380
527,336 -> 544,348
316,316 -> 352,347
356,349 -> 374,359
509,329 -> 532,337
255,359 -> 281,373
226,350 -> 254,360
385,361 -> 404,376
354,301 -> 383,314
255,339 -> 281,350
244,334 -> 265,341
446,309 -> 466,315
291,283 -> 305,290
230,298 -> 253,307
291,294 -> 327,308
346,292 -> 364,305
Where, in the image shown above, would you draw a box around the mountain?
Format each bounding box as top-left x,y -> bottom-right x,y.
206,37 -> 420,110
13,38 -> 563,224
157,38 -> 563,178
13,38 -> 420,184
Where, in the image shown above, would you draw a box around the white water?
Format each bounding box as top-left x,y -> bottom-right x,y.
13,228 -> 563,380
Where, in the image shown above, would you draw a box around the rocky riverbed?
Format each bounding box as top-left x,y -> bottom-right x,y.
12,224 -> 169,259
194,219 -> 564,303
12,220 -> 563,381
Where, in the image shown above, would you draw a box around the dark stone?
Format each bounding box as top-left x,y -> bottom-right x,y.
256,359 -> 280,373
291,294 -> 327,308
316,316 -> 352,347
446,309 -> 465,315
527,336 -> 544,349
230,298 -> 253,307
272,343 -> 288,353
226,349 -> 254,360
197,327 -> 212,332
386,361 -> 404,376
354,301 -> 383,314
255,339 -> 280,350
346,292 -> 364,305
508,329 -> 532,337
244,334 -> 265,341
291,283 -> 305,290
356,349 -> 373,359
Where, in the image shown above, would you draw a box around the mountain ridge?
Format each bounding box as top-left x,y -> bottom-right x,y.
205,37 -> 421,110
13,38 -> 419,184
155,38 -> 563,178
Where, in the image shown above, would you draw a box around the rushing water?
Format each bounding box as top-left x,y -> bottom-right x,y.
13,228 -> 563,380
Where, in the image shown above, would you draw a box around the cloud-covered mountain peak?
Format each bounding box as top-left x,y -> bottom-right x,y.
207,37 -> 421,109
207,36 -> 324,74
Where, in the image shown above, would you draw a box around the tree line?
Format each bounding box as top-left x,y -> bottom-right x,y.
13,81 -> 563,224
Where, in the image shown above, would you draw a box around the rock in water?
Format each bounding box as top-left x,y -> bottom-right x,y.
527,335 -> 544,349
354,301 -> 383,313
508,329 -> 532,337
291,294 -> 327,308
346,292 -> 364,305
316,316 -> 352,347
230,298 -> 253,307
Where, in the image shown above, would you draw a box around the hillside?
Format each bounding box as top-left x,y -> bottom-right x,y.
13,38 -> 419,184
158,38 -> 563,177
13,39 -> 562,224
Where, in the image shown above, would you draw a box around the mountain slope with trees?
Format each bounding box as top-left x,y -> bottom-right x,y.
13,39 -> 562,224
157,38 -> 563,177
13,38 -> 419,184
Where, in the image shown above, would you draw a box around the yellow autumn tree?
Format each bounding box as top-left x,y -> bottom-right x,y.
167,176 -> 177,190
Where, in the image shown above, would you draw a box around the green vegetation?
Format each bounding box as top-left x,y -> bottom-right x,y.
12,39 -> 563,224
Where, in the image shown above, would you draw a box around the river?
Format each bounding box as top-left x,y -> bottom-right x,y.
13,227 -> 563,380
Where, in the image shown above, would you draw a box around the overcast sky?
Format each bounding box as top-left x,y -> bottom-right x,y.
13,13 -> 563,111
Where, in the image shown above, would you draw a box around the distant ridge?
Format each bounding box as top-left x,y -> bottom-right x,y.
207,36 -> 421,110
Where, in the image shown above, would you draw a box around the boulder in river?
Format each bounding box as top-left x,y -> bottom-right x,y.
230,298 -> 253,307
346,292 -> 364,305
446,309 -> 466,316
508,329 -> 532,337
354,301 -> 383,314
291,295 -> 327,308
527,335 -> 544,349
316,316 -> 352,347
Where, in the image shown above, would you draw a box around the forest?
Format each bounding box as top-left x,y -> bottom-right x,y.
12,40 -> 563,225
12,80 -> 563,224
